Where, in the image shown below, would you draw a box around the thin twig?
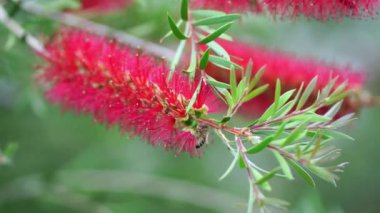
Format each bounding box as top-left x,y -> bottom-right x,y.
20,1 -> 176,59
236,136 -> 264,212
0,4 -> 47,56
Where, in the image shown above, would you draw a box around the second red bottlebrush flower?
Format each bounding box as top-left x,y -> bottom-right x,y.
80,0 -> 132,12
204,39 -> 365,116
192,0 -> 380,20
38,29 -> 216,156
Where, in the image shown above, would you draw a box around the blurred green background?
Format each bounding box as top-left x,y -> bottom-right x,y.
1,0 -> 379,212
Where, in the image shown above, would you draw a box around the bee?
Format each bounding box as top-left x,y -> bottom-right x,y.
194,125 -> 210,149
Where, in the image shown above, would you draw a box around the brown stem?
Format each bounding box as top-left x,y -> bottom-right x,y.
235,136 -> 264,207
0,5 -> 47,56
19,1 -> 176,59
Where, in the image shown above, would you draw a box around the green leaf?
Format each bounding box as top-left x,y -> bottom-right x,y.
263,197 -> 290,209
288,160 -> 316,188
160,17 -> 182,43
208,55 -> 242,70
4,34 -> 17,51
318,77 -> 337,102
244,60 -> 253,86
274,79 -> 281,111
273,151 -> 294,180
191,10 -> 226,19
307,164 -> 337,185
168,39 -> 187,80
197,26 -> 233,41
239,154 -> 246,168
256,89 -> 295,124
167,14 -> 188,40
248,66 -> 265,91
206,75 -> 230,89
243,84 -> 269,103
186,80 -> 202,113
325,130 -> 355,141
39,0 -> 80,11
255,168 -> 280,185
297,76 -> 318,110
325,90 -> 350,105
281,119 -> 310,147
273,100 -> 296,118
198,22 -> 232,44
207,41 -> 230,60
331,113 -> 355,128
185,41 -> 197,79
219,151 -> 239,181
330,81 -> 348,98
220,116 -> 231,123
193,14 -> 240,26
230,66 -> 237,100
180,0 -> 188,21
222,89 -> 234,108
252,169 -> 272,191
236,77 -> 247,101
289,113 -> 331,123
4,143 -> 18,158
246,135 -> 274,154
324,101 -> 343,118
199,48 -> 210,70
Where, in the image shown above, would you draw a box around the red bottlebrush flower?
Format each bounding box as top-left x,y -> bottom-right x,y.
192,0 -> 263,13
204,39 -> 365,117
191,0 -> 379,20
80,0 -> 132,12
264,0 -> 380,20
38,29 -> 216,156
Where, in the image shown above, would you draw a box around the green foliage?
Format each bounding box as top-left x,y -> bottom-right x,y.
0,1 -> 372,212
167,14 -> 188,40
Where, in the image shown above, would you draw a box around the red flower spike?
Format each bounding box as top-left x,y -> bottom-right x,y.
39,29 -> 216,156
265,0 -> 380,20
192,0 -> 263,13
81,0 -> 132,12
192,0 -> 380,20
204,39 -> 365,117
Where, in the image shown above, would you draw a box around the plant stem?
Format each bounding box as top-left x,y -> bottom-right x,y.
19,1 -> 176,59
0,5 -> 47,56
236,136 -> 264,212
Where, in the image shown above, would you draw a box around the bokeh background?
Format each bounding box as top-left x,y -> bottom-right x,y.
0,0 -> 379,212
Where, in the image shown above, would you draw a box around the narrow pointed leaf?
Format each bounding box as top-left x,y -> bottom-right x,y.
252,169 -> 272,191
207,41 -> 230,60
191,10 -> 226,19
246,135 -> 274,154
248,66 -> 265,91
281,119 -> 310,147
288,159 -> 316,188
180,0 -> 188,20
193,14 -> 240,26
208,55 -> 242,70
243,84 -> 268,103
297,76 -> 318,110
219,151 -> 239,181
273,151 -> 294,180
186,80 -> 202,113
230,66 -> 237,100
167,14 -> 187,40
255,168 -> 280,185
239,154 -> 246,168
274,79 -> 281,111
199,48 -> 210,69
184,41 -> 197,79
198,22 -> 232,44
168,39 -> 187,80
206,75 -> 230,89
